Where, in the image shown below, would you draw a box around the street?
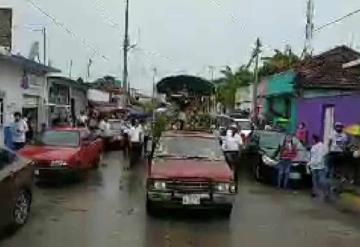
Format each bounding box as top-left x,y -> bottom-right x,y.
1,151 -> 360,247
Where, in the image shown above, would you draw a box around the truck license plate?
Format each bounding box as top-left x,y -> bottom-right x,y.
182,194 -> 201,205
34,169 -> 40,176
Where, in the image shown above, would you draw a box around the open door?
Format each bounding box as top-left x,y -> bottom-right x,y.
323,105 -> 335,150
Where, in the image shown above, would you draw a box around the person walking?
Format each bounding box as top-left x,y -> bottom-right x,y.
178,110 -> 186,130
307,135 -> 327,198
296,122 -> 308,146
11,112 -> 28,151
127,119 -> 143,168
222,124 -> 242,180
275,134 -> 298,189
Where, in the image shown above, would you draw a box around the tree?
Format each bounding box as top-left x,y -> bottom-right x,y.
259,46 -> 300,77
215,66 -> 253,111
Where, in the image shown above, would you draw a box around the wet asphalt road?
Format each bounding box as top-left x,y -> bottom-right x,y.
2,151 -> 360,247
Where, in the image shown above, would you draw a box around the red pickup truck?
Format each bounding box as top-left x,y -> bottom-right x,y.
146,131 -> 237,217
19,128 -> 103,181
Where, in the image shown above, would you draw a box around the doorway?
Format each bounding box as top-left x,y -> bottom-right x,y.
323,105 -> 335,147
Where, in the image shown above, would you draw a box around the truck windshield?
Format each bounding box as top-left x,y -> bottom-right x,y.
156,136 -> 224,161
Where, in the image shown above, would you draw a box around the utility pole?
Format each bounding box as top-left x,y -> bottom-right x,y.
252,38 -> 261,122
303,0 -> 314,57
122,0 -> 130,105
152,67 -> 157,102
42,27 -> 47,65
69,60 -> 73,78
208,66 -> 216,113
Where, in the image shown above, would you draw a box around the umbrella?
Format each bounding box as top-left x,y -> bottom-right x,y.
345,124 -> 360,136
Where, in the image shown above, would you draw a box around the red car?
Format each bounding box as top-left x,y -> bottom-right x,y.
19,128 -> 104,180
146,131 -> 237,217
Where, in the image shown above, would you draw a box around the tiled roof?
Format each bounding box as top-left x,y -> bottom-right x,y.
0,53 -> 61,74
295,46 -> 360,89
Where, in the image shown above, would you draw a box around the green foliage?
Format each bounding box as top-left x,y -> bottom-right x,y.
152,114 -> 168,139
259,47 -> 300,77
142,101 -> 155,113
215,66 -> 253,110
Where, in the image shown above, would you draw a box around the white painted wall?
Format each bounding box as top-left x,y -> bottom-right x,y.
235,85 -> 253,110
0,60 -> 47,144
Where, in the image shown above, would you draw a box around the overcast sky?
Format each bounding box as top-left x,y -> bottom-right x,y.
2,0 -> 360,94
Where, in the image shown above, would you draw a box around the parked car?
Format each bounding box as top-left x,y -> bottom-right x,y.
103,119 -> 127,151
0,146 -> 33,231
19,128 -> 104,181
146,131 -> 237,217
232,118 -> 252,138
247,130 -> 311,188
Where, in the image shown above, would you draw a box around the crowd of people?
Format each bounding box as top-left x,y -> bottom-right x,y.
220,117 -> 360,200
3,110 -> 151,170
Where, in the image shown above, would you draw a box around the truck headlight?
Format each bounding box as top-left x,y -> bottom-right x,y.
50,160 -> 68,167
153,181 -> 167,190
215,182 -> 234,192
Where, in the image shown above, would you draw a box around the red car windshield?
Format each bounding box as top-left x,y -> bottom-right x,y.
39,131 -> 80,147
156,136 -> 224,161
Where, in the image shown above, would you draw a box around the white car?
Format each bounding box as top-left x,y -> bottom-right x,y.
233,118 -> 252,137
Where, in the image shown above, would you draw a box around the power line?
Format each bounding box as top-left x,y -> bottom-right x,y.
315,8 -> 360,32
25,0 -> 109,61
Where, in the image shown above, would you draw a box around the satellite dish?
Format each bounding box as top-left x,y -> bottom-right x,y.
28,41 -> 40,62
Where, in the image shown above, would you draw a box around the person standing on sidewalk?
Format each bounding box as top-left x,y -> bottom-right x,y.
307,135 -> 327,198
327,122 -> 348,178
11,112 -> 28,151
296,122 -> 308,147
274,134 -> 298,189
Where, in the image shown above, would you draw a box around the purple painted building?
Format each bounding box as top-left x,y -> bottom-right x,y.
297,94 -> 360,142
295,46 -> 360,143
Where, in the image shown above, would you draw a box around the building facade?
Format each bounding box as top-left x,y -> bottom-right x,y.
0,53 -> 60,142
47,76 -> 88,127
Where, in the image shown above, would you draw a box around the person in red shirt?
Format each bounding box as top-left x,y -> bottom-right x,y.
296,122 -> 308,146
274,134 -> 298,189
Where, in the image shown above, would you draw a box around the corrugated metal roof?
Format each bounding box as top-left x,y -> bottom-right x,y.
0,53 -> 61,74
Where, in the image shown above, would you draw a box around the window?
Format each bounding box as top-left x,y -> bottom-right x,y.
0,98 -> 3,125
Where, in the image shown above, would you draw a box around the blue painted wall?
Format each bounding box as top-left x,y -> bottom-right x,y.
264,70 -> 297,133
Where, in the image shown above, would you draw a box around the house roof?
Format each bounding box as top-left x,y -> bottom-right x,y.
295,46 -> 360,89
0,53 -> 61,74
48,76 -> 88,90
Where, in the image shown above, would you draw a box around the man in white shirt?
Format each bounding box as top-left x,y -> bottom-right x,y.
11,112 -> 28,150
307,135 -> 327,198
222,125 -> 242,180
126,119 -> 143,167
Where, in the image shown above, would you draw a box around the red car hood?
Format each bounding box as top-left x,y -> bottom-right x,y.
19,146 -> 79,161
151,159 -> 233,181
